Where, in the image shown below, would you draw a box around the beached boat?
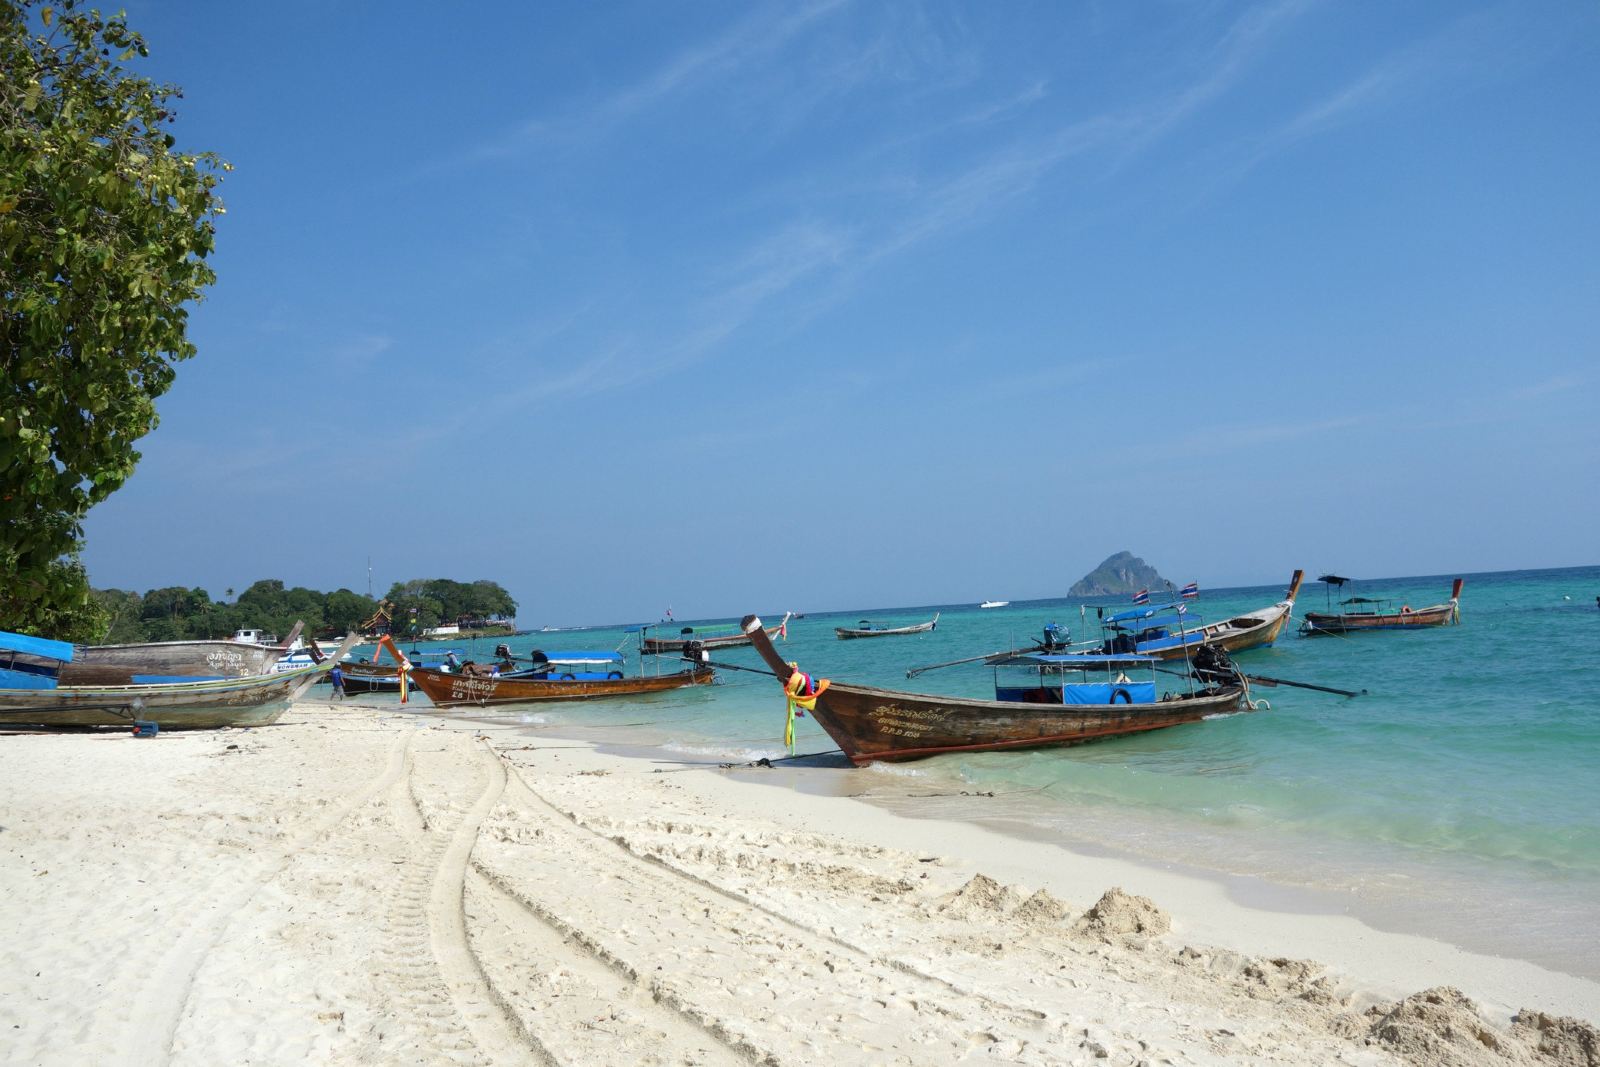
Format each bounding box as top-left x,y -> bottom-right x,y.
0,631 -> 359,728
741,615 -> 1247,765
834,613 -> 939,640
640,613 -> 790,655
980,600 -> 1009,609
1066,570 -> 1304,666
407,650 -> 714,707
1300,576 -> 1463,636
3,622 -> 307,687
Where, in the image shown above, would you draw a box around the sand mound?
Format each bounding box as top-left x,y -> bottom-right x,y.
1011,888 -> 1071,928
1075,886 -> 1170,942
1362,987 -> 1513,1066
1511,1010 -> 1600,1066
936,873 -> 1021,917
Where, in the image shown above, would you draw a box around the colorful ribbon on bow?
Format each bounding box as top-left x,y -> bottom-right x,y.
782,663 -> 829,754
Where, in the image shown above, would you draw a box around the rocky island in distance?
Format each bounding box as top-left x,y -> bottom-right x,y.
1068,551 -> 1171,597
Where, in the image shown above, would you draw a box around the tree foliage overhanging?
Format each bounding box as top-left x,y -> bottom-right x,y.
1,0 -> 226,640
94,578 -> 519,644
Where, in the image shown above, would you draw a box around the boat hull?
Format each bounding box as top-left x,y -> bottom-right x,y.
642,614 -> 789,655
1301,603 -> 1456,635
339,662 -> 409,694
0,666 -> 325,728
804,681 -> 1244,764
834,616 -> 938,640
49,640 -> 289,686
407,665 -> 715,707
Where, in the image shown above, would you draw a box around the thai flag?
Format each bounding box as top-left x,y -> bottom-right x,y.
1131,589 -> 1149,605
1180,581 -> 1199,599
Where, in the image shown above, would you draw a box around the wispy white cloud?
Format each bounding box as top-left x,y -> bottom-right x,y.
327,333 -> 393,369
1173,6 -> 1549,209
441,0 -> 850,171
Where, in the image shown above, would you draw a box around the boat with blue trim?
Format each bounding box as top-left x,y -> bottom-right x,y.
1063,570 -> 1303,667
0,630 -> 360,728
741,615 -> 1248,765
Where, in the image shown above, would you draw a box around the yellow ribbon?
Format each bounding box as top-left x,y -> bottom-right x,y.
782,666 -> 829,754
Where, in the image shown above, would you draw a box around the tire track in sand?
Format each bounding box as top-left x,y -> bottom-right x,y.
110,728 -> 414,1067
376,733 -> 533,1065
474,759 -> 1062,1065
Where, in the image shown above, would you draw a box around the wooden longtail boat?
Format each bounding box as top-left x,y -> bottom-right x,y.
741,615 -> 1246,765
0,632 -> 359,729
835,613 -> 939,640
29,621 -> 307,686
640,613 -> 790,655
1300,577 -> 1463,636
1071,570 -> 1303,667
406,656 -> 715,707
339,661 -> 410,695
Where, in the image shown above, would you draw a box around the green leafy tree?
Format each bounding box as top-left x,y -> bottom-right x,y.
324,589 -> 376,634
1,1 -> 226,639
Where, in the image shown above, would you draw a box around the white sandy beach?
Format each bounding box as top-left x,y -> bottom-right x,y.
2,700 -> 1596,1066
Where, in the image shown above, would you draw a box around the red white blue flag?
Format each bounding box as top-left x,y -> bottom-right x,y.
1180,581 -> 1199,599
1131,589 -> 1149,605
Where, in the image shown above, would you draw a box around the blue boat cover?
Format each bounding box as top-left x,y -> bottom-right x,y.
1002,652 -> 1158,665
0,666 -> 60,690
1061,681 -> 1157,705
539,651 -> 623,663
1103,604 -> 1185,624
132,674 -> 226,684
0,629 -> 75,662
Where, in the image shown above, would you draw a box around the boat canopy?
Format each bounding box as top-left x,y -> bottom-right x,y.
1341,596 -> 1387,605
992,652 -> 1158,666
0,630 -> 75,662
1102,604 -> 1185,624
1318,574 -> 1350,585
530,650 -> 623,665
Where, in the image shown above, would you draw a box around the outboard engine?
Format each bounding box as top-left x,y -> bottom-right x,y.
682,639 -> 708,665
1192,644 -> 1241,687
1041,623 -> 1067,650
494,643 -> 512,661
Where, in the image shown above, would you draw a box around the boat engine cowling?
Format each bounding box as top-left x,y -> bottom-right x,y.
1192,644 -> 1241,687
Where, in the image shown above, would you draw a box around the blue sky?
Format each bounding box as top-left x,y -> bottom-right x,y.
80,1 -> 1600,625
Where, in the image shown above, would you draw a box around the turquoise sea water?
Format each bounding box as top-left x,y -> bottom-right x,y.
371,565 -> 1600,978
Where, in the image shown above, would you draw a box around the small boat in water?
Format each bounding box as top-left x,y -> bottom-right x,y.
834,613 -> 939,640
640,613 -> 790,655
1061,570 -> 1303,667
980,600 -> 1009,609
0,631 -> 360,728
407,649 -> 714,707
1300,576 -> 1463,636
741,615 -> 1248,765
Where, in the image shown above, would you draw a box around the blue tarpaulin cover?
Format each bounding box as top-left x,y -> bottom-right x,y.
1061,681 -> 1157,704
0,629 -> 75,662
1104,604 -> 1185,624
999,652 -> 1158,666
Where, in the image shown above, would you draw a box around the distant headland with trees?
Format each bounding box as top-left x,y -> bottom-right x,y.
92,578 -> 518,645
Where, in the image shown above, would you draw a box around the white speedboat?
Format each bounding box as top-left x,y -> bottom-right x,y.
980,600 -> 1009,609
